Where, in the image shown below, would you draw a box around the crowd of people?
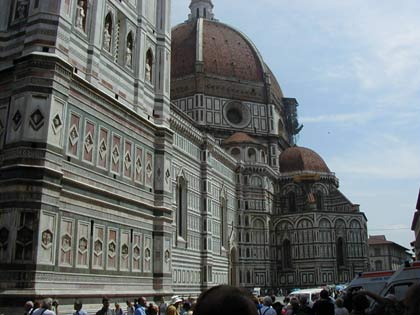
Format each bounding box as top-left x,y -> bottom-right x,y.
22,283 -> 420,315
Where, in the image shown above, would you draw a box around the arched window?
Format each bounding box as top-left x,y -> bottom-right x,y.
221,198 -> 228,248
247,148 -> 256,162
316,191 -> 323,210
278,119 -> 284,137
375,260 -> 383,271
245,216 -> 249,227
337,237 -> 345,266
246,233 -> 250,243
204,7 -> 207,18
246,270 -> 251,283
230,148 -> 241,160
196,8 -> 199,18
283,239 -> 292,269
261,150 -> 266,163
177,177 -> 188,240
145,49 -> 154,83
288,191 -> 297,212
103,13 -> 113,52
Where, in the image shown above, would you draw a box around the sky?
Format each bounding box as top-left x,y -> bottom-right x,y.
171,0 -> 420,250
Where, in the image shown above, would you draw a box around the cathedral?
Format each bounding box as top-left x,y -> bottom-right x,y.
0,0 -> 368,312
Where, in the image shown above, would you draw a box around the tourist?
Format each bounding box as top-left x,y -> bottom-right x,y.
194,285 -> 256,315
166,296 -> 182,315
147,303 -> 159,315
296,295 -> 313,315
96,297 -> 113,315
32,298 -> 57,315
127,301 -> 135,315
259,296 -> 277,315
158,297 -> 167,315
24,301 -> 34,315
73,300 -> 87,315
312,290 -> 334,315
135,297 -> 147,315
114,303 -> 124,315
334,298 -> 349,315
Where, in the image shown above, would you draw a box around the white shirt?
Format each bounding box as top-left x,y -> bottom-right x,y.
73,310 -> 88,315
32,308 -> 56,315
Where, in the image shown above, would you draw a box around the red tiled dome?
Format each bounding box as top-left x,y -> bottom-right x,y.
171,19 -> 283,100
279,147 -> 330,173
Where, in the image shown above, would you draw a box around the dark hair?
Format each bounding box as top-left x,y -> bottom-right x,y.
352,293 -> 370,312
195,285 -> 256,315
320,290 -> 329,299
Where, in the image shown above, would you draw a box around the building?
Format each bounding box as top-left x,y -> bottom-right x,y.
0,0 -> 368,312
368,235 -> 411,271
411,190 -> 420,260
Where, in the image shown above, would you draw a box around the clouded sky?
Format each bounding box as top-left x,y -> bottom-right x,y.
171,0 -> 420,249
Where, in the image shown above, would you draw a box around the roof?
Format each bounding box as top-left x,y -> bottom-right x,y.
171,18 -> 284,102
416,189 -> 420,210
279,146 -> 330,173
368,235 -> 409,251
412,210 -> 419,231
223,132 -> 258,145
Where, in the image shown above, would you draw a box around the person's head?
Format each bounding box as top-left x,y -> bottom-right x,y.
115,303 -> 121,309
270,295 -> 276,303
320,290 -> 329,300
170,296 -> 183,308
102,297 -> 110,309
138,297 -> 147,307
335,298 -> 344,308
42,298 -> 53,310
195,285 -> 256,315
24,301 -> 34,311
148,304 -> 159,315
127,301 -> 133,307
299,295 -> 308,306
263,296 -> 272,307
404,283 -> 420,315
352,293 -> 370,312
74,300 -> 82,311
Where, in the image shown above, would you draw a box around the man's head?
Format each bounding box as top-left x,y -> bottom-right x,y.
320,290 -> 329,300
138,297 -> 147,307
263,296 -> 272,307
194,285 -> 256,315
102,297 -> 110,309
74,300 -> 82,311
24,301 -> 34,311
42,298 -> 53,310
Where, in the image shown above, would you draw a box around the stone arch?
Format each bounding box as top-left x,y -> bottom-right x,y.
247,147 -> 257,162
176,174 -> 188,240
312,182 -> 329,195
251,175 -> 263,188
281,183 -> 302,196
230,147 -> 241,160
319,217 -> 332,228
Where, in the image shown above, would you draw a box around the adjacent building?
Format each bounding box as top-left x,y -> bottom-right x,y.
0,0 -> 368,312
368,235 -> 411,271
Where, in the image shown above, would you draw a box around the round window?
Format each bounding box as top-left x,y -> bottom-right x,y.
223,101 -> 251,128
227,108 -> 243,124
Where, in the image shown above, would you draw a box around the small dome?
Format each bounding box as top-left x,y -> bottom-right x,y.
223,132 -> 258,145
279,147 -> 330,173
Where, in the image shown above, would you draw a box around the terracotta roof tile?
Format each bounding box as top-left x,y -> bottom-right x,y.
279,146 -> 330,173
223,132 -> 257,145
171,22 -> 197,78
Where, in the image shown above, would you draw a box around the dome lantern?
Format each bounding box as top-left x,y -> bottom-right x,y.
188,0 -> 215,21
